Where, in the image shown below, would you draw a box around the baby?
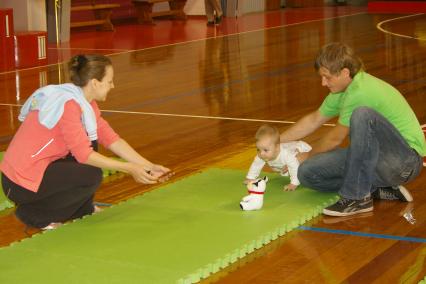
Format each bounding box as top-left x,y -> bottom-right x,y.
245,124 -> 312,191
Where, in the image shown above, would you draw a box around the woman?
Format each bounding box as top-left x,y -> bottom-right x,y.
0,54 -> 171,230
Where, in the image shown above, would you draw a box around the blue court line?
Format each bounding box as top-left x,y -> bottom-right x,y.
299,226 -> 426,243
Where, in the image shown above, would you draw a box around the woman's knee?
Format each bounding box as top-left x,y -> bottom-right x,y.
86,166 -> 103,187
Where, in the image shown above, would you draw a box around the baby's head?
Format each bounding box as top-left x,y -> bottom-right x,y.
255,125 -> 281,161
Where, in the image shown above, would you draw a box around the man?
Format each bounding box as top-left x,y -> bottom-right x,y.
280,43 -> 425,217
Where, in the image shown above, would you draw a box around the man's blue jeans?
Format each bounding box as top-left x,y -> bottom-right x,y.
298,107 -> 423,200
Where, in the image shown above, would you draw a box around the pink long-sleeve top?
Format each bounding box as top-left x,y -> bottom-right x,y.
0,100 -> 120,192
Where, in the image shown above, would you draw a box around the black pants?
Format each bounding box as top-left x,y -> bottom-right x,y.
1,154 -> 102,228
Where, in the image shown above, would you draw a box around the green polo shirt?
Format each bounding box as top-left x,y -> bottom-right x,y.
319,71 -> 426,156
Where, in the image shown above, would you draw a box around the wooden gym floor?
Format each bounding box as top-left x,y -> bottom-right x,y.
0,6 -> 426,283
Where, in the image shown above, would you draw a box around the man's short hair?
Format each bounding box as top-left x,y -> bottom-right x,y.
255,124 -> 280,144
314,42 -> 364,78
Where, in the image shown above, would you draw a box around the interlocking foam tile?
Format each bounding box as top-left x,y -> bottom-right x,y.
102,167 -> 120,177
0,152 -> 14,211
0,168 -> 338,283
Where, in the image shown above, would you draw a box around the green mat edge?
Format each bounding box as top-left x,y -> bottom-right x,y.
0,200 -> 14,211
4,168 -> 339,284
169,168 -> 339,283
178,193 -> 339,284
5,172 -> 204,247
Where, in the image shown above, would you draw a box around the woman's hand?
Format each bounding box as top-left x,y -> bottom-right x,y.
127,163 -> 159,184
149,164 -> 174,182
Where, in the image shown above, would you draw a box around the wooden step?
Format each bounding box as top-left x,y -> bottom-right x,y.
70,20 -> 106,28
152,10 -> 181,17
71,4 -> 120,12
132,0 -> 187,24
133,0 -> 171,3
70,2 -> 120,31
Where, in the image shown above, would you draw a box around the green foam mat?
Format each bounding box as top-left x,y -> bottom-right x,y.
0,168 -> 338,283
0,152 -> 14,211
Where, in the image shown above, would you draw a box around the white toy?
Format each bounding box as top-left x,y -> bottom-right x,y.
240,176 -> 269,211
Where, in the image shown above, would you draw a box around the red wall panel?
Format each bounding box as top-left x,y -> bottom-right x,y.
15,31 -> 48,69
0,8 -> 15,71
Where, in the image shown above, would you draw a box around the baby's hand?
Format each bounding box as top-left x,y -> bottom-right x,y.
244,178 -> 256,185
284,184 -> 298,191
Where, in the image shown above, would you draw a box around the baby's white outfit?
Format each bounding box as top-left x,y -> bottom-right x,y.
246,141 -> 312,186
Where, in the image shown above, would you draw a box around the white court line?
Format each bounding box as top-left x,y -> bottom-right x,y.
48,47 -> 129,52
0,11 -> 366,76
0,103 -> 336,127
376,13 -> 426,40
104,12 -> 367,59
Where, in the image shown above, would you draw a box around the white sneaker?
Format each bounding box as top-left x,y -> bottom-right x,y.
41,222 -> 62,230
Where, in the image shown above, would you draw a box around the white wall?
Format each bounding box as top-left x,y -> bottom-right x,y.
0,0 -> 47,31
240,0 -> 265,14
179,0 -> 266,17
184,0 -> 206,15
153,0 -> 206,15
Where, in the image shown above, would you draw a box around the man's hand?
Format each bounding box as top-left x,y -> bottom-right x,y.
296,151 -> 310,164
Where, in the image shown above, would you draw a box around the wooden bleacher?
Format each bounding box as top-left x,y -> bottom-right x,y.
71,0 -> 120,31
132,0 -> 187,24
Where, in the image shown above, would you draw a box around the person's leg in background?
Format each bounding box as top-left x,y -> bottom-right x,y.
204,0 -> 215,26
205,0 -> 223,26
210,0 -> 223,24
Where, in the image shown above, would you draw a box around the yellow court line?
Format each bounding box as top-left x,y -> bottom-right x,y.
376,13 -> 426,40
0,103 -> 336,127
0,11 -> 366,76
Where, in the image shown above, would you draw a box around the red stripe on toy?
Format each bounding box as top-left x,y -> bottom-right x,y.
248,190 -> 264,195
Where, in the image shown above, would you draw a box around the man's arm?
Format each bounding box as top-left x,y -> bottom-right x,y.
297,122 -> 349,164
310,123 -> 349,155
280,110 -> 332,143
